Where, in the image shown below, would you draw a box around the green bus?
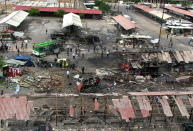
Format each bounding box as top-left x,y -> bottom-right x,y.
32,40 -> 63,57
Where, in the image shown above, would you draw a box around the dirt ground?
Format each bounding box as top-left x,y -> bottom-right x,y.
1,6 -> 193,131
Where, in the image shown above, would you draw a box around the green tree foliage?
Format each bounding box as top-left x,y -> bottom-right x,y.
131,0 -> 141,3
79,13 -> 85,18
29,8 -> 40,16
0,56 -> 5,70
55,10 -> 66,17
168,0 -> 192,5
124,0 -> 129,2
95,0 -> 111,12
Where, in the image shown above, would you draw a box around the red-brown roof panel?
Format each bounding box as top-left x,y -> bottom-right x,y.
165,6 -> 193,17
15,6 -> 102,14
134,4 -> 154,12
112,15 -> 136,30
0,96 -> 33,121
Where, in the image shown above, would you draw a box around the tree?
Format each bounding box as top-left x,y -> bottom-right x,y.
79,13 -> 85,19
29,8 -> 40,16
131,0 -> 141,3
95,0 -> 111,12
55,10 -> 66,17
0,56 -> 5,70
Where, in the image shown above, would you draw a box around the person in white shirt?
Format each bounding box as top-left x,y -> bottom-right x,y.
66,70 -> 70,79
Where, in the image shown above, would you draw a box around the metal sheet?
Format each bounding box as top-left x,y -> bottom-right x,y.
62,13 -> 82,28
112,96 -> 135,122
94,99 -> 99,110
128,91 -> 193,96
0,96 -> 33,120
69,105 -> 74,117
174,96 -> 189,118
165,6 -> 193,17
15,6 -> 102,14
134,4 -> 154,12
112,15 -> 136,30
158,96 -> 173,117
0,10 -> 29,27
137,96 -> 151,117
149,10 -> 172,20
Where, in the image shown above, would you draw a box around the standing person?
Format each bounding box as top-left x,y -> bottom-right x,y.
106,50 -> 109,57
67,49 -> 69,56
66,70 -> 70,79
46,29 -> 48,34
69,45 -> 72,52
17,49 -> 20,55
56,53 -> 58,58
21,41 -> 24,49
93,45 -> 96,53
72,52 -> 75,59
82,66 -> 85,74
88,46 -> 90,52
15,44 -> 17,50
167,32 -> 169,39
25,43 -> 27,49
78,49 -> 80,56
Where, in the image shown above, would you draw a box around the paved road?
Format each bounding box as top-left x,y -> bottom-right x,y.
110,3 -> 193,51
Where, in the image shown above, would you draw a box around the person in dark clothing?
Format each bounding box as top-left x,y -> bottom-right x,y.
46,29 -> 48,34
17,49 -> 20,55
71,63 -> 75,70
56,53 -> 58,58
82,66 -> 85,74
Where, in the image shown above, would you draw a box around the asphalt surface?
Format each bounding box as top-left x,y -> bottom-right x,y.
110,3 -> 193,51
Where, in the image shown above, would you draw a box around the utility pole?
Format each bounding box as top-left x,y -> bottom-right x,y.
4,0 -> 7,15
157,0 -> 165,48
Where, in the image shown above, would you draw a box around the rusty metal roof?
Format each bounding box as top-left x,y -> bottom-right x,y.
174,96 -> 190,118
158,96 -> 173,117
0,96 -> 33,121
134,4 -> 154,12
112,96 -> 135,122
112,15 -> 136,30
15,6 -> 102,14
128,91 -> 193,96
165,6 -> 193,17
137,96 -> 152,117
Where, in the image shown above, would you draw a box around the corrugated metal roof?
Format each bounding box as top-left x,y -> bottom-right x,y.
15,6 -> 102,14
149,10 -> 172,20
137,96 -> 151,117
188,98 -> 193,107
128,91 -> 193,96
158,96 -> 173,117
0,10 -> 29,27
134,4 -> 172,20
62,13 -> 82,28
0,96 -> 33,121
69,105 -> 74,117
112,96 -> 135,122
165,6 -> 193,17
112,15 -> 136,30
173,96 -> 190,118
94,99 -> 99,110
134,4 -> 153,12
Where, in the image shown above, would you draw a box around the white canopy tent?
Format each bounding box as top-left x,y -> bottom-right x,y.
62,13 -> 82,28
0,10 -> 29,27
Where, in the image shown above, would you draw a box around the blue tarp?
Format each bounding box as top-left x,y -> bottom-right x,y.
14,56 -> 31,61
14,56 -> 34,67
25,60 -> 35,67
